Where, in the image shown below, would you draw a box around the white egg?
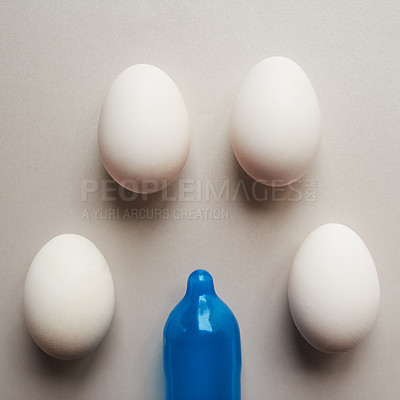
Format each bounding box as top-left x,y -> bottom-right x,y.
288,224 -> 380,353
231,56 -> 321,187
98,64 -> 190,194
23,234 -> 115,360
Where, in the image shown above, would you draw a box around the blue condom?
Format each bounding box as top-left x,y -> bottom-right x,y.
163,269 -> 241,400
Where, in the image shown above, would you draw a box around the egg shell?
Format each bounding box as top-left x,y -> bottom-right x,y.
98,64 -> 190,194
288,224 -> 380,353
231,56 -> 321,187
23,234 -> 115,360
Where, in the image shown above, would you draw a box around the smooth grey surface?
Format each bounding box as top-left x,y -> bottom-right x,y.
1,1 -> 399,399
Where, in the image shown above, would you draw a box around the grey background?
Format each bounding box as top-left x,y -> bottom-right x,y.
1,1 -> 399,399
